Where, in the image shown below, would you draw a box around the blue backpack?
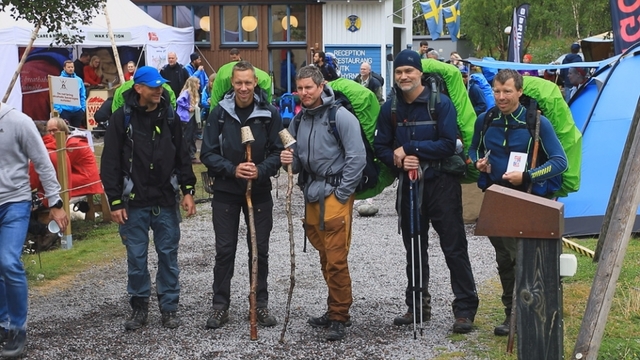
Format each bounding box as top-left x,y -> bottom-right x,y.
324,52 -> 341,77
279,92 -> 296,128
469,73 -> 495,109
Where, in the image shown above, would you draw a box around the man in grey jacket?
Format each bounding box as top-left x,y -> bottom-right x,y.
0,103 -> 69,358
280,66 -> 366,341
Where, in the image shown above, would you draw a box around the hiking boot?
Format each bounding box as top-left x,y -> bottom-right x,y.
124,298 -> 149,331
393,310 -> 431,326
161,311 -> 181,329
326,321 -> 346,341
494,315 -> 511,336
452,317 -> 474,334
2,329 -> 27,358
256,307 -> 277,327
308,312 -> 352,328
206,309 -> 229,329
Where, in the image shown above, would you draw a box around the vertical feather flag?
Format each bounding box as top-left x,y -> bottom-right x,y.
420,0 -> 443,40
443,1 -> 461,42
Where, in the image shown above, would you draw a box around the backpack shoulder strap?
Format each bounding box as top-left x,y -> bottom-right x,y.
124,103 -> 133,140
327,103 -> 342,148
482,106 -> 500,134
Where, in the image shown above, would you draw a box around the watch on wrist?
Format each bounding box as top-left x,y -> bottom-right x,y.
50,199 -> 63,209
186,189 -> 196,196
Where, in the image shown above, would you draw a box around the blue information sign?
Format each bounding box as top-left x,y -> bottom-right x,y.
324,45 -> 382,80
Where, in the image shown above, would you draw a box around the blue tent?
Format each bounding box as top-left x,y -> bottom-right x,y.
560,43 -> 640,236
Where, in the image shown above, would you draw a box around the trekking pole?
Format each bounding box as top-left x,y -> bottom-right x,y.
411,169 -> 424,337
408,169 -> 418,340
507,110 -> 541,353
241,126 -> 259,341
278,129 -> 297,343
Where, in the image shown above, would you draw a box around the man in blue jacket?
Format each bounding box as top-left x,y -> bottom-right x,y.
468,69 -> 568,336
53,60 -> 86,128
374,50 -> 479,334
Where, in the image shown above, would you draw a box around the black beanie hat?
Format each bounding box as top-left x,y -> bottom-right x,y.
394,50 -> 422,71
190,52 -> 200,62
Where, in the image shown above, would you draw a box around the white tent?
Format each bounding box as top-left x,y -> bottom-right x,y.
0,0 -> 194,111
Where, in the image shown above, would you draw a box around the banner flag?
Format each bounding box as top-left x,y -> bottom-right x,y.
507,3 -> 530,62
443,1 -> 461,42
421,0 -> 443,40
609,0 -> 640,55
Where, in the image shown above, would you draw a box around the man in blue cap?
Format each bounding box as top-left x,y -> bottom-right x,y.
101,66 -> 197,331
374,50 -> 479,334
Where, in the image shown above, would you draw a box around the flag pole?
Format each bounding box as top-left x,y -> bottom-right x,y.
104,3 -> 125,84
3,20 -> 42,104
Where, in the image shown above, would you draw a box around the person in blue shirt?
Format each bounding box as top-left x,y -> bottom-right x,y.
468,69 -> 568,336
462,71 -> 487,115
53,60 -> 87,128
185,52 -> 208,94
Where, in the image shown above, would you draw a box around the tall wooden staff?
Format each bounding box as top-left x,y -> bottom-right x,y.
278,128 -> 297,343
3,20 -> 42,104
103,3 -> 125,84
241,126 -> 259,340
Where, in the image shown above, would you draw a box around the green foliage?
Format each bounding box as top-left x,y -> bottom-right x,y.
457,238 -> 640,360
459,0 -> 612,59
0,0 -> 105,45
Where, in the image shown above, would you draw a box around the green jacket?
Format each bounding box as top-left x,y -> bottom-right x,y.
111,80 -> 177,112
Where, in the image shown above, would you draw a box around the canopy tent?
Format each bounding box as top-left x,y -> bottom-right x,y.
0,0 -> 193,112
464,57 -> 611,71
560,43 -> 640,236
580,31 -> 614,61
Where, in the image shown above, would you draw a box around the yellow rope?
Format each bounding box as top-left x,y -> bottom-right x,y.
562,238 -> 595,259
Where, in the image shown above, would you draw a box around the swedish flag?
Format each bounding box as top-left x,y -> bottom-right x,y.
420,0 -> 443,40
443,1 -> 461,42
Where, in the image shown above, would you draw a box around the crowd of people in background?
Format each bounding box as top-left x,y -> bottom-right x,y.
1,41 -> 589,357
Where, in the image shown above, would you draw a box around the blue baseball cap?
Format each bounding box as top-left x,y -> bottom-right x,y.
134,66 -> 168,87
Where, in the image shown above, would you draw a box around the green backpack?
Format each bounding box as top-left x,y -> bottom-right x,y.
209,61 -> 272,110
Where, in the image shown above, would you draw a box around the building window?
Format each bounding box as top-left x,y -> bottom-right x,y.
174,5 -> 210,44
269,5 -> 306,44
393,0 -> 403,24
221,5 -> 258,44
139,5 -> 210,44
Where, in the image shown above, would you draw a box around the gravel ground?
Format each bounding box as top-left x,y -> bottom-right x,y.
25,176 -> 497,359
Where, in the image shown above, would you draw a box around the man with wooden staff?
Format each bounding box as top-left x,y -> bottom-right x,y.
468,69 -> 568,336
200,61 -> 284,330
280,65 -> 366,341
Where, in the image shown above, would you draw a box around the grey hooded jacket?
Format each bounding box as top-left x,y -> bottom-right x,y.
288,85 -> 366,203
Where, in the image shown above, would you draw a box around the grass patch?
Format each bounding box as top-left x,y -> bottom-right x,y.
457,238 -> 640,359
23,219 -> 124,289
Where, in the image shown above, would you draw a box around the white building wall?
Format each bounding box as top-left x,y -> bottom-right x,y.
321,0 -> 414,95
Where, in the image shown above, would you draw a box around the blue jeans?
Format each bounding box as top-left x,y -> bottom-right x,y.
0,201 -> 31,330
119,206 -> 181,312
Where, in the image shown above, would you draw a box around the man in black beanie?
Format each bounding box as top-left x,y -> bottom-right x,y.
374,49 -> 479,334
186,52 -> 208,93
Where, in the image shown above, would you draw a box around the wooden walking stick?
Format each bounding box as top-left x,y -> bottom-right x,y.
241,126 -> 259,341
507,109 -> 541,353
278,129 -> 297,343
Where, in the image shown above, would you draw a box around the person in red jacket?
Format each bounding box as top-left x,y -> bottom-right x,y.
84,56 -> 103,87
45,117 -> 103,197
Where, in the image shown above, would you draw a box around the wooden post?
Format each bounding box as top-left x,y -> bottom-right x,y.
476,185 -> 564,360
55,131 -> 72,250
573,96 -> 640,359
2,21 -> 41,103
103,3 -> 125,84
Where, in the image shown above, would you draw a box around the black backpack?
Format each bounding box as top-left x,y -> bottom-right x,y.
371,71 -> 384,87
293,91 -> 380,193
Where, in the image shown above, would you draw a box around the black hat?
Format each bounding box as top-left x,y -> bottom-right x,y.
393,50 -> 422,71
190,52 -> 200,62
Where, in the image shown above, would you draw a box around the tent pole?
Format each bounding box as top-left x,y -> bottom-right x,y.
134,44 -> 146,70
103,3 -> 125,84
2,20 -> 42,104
